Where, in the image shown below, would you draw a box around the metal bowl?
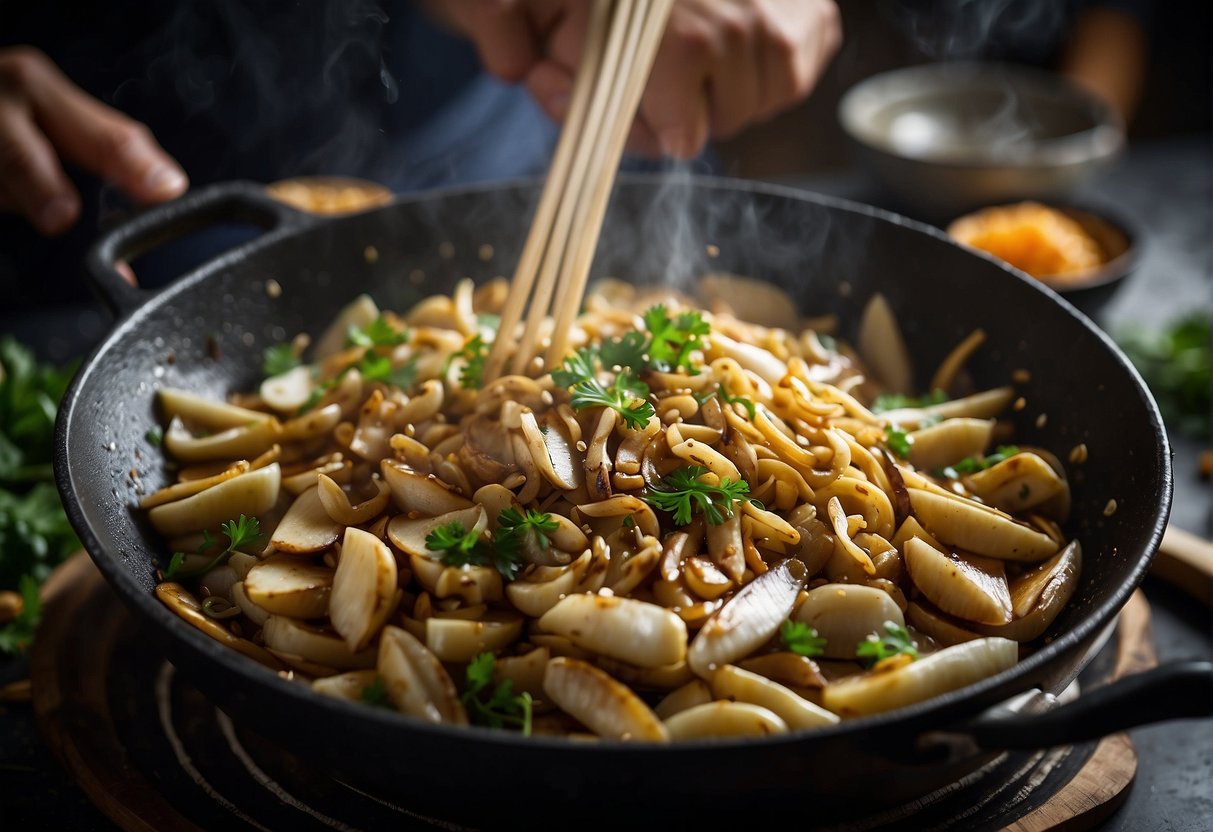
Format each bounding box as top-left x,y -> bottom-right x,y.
839,62 -> 1125,221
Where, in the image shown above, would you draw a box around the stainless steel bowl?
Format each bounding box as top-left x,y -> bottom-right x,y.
839,62 -> 1125,221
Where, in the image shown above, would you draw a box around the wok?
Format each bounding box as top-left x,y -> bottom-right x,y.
56,177 -> 1209,827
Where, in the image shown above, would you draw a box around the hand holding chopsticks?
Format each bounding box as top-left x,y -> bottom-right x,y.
483,0 -> 675,383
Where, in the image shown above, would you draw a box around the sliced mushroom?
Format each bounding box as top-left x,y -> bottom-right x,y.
821,637 -> 1018,717
904,538 -> 1012,626
139,461 -> 251,509
662,701 -> 788,739
386,506 -> 487,559
148,464 -> 281,538
706,513 -> 746,583
794,583 -> 906,660
280,403 -> 343,443
543,657 -> 669,742
377,625 -> 468,725
158,387 -> 271,430
857,293 -> 913,395
709,664 -> 839,730
684,556 -> 733,600
493,646 -> 551,699
164,415 -> 282,463
825,496 -> 876,575
270,485 -> 343,554
262,616 -> 376,670
425,612 -> 524,662
408,555 -> 503,605
538,593 -> 688,669
596,657 -> 695,691
908,488 -> 1059,562
317,475 -> 391,526
331,527 -> 400,651
506,550 -> 600,618
244,555 -> 333,618
261,365 -> 313,413
687,558 -> 807,676
381,460 -> 474,515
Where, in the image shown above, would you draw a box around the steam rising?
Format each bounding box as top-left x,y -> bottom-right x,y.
888,0 -> 1067,61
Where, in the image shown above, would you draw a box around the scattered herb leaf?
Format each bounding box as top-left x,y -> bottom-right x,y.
165,516 -> 263,580
145,426 -> 163,445
940,445 -> 1020,478
642,305 -> 710,373
885,425 -> 913,458
856,621 -> 919,667
780,620 -> 827,657
871,389 -> 948,413
346,316 -> 408,348
643,464 -> 750,526
425,521 -> 525,582
262,342 -> 300,377
461,652 -> 533,734
361,675 -> 393,709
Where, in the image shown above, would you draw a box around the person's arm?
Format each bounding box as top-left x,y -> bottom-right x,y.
421,0 -> 842,159
1059,7 -> 1149,125
0,46 -> 187,236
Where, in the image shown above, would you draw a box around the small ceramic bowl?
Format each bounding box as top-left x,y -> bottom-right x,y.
947,200 -> 1141,321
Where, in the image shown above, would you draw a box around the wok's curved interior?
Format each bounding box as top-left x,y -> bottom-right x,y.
57,176 -> 1170,825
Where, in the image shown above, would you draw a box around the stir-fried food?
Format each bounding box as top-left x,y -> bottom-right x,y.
143,277 -> 1081,740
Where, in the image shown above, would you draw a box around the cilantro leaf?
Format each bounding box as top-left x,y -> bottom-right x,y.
460,652 -> 533,734
550,347 -> 598,389
495,507 -> 558,557
358,354 -> 417,390
598,331 -> 648,371
780,620 -> 826,658
262,342 -> 300,377
856,621 -> 919,667
0,575 -> 41,654
347,316 -> 408,348
567,368 -> 655,430
643,464 -> 750,526
425,521 -> 524,582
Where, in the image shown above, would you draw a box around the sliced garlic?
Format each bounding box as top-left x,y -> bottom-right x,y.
709,664 -> 839,730
262,616 -> 376,670
377,625 -> 467,725
908,488 -> 1059,562
244,555 -> 333,618
904,537 -> 1012,626
654,679 -> 713,720
662,701 -> 788,739
794,583 -> 905,660
312,670 -> 381,703
381,460 -> 473,515
148,464 -> 281,538
424,613 -> 524,662
270,485 -> 343,554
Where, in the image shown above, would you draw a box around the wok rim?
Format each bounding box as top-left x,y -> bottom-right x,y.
55,172 -> 1173,757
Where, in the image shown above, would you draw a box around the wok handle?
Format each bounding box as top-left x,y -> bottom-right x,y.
965,659 -> 1213,749
85,181 -> 311,316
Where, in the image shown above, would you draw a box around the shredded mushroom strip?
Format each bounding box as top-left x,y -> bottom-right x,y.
146,277 -> 1082,741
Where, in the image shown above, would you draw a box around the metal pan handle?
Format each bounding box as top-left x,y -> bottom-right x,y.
964,659 -> 1213,750
85,181 -> 312,317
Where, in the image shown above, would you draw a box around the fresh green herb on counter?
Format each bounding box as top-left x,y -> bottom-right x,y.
0,338 -> 81,654
1116,313 -> 1210,439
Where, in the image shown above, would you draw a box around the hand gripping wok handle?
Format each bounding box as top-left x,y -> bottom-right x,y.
966,659 -> 1213,750
85,181 -> 311,317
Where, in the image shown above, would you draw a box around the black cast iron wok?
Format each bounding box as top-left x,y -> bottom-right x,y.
56,177 -> 1210,827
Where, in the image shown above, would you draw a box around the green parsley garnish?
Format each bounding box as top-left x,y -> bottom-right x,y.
450,334 -> 489,390
552,348 -> 655,430
262,342 -> 300,377
643,464 -> 750,526
425,521 -> 525,581
939,445 -> 1020,478
856,621 -> 919,667
145,426 -> 163,446
0,575 -> 41,654
871,389 -> 948,413
164,515 -> 263,580
885,425 -> 913,458
495,508 -> 559,555
643,306 -> 710,373
461,652 -> 533,734
358,354 -> 417,389
361,675 -> 393,709
346,316 -> 408,348
780,620 -> 826,658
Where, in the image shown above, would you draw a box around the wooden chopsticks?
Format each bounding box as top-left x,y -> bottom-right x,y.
483,0 -> 674,383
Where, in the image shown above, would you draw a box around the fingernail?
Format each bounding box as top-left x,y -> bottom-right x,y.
36,195 -> 79,235
143,165 -> 188,198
